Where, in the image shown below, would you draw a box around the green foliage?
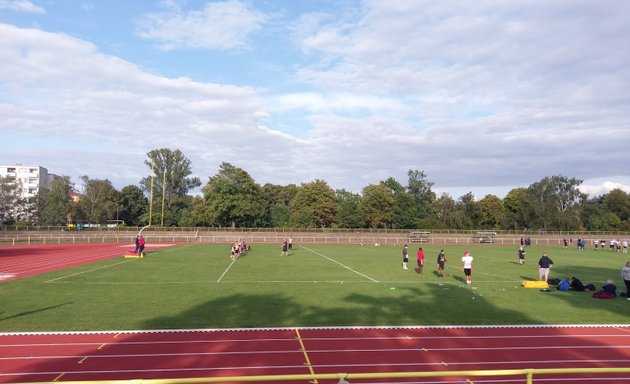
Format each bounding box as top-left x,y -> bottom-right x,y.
478,194 -> 505,229
117,185 -> 148,226
524,175 -> 586,230
37,176 -> 73,226
335,189 -> 364,228
0,175 -> 23,225
289,179 -> 337,228
202,162 -> 264,228
75,176 -> 118,224
361,184 -> 395,228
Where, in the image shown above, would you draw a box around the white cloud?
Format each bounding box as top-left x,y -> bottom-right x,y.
136,0 -> 268,50
0,0 -> 44,14
580,181 -> 630,198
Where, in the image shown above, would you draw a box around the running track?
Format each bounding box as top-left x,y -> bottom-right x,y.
1,245 -> 630,383
1,326 -> 630,383
0,243 -> 153,282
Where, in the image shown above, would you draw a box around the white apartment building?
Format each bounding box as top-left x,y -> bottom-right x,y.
0,164 -> 60,199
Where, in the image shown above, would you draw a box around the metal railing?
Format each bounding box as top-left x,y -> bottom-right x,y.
16,367 -> 630,384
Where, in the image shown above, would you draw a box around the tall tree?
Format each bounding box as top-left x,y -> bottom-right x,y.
118,185 -> 148,226
37,177 -> 73,226
503,187 -> 528,230
361,184 -> 395,228
382,177 -> 416,229
202,162 -> 264,228
260,183 -> 299,227
523,175 -> 586,230
478,194 -> 505,229
0,175 -> 23,225
603,189 -> 630,222
434,193 -> 463,229
407,169 -> 436,220
140,148 -> 201,225
289,179 -> 337,228
76,176 -> 117,224
335,189 -> 364,228
458,192 -> 482,229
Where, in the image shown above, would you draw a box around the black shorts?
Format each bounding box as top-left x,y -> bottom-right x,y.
464,268 -> 472,276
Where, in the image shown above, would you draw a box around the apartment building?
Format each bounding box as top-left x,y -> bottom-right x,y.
0,164 -> 60,199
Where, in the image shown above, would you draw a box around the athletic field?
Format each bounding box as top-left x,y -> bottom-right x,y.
0,242 -> 628,331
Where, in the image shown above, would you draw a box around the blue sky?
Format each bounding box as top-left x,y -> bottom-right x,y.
1,0 -> 630,198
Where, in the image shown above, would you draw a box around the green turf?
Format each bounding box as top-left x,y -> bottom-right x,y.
0,243 -> 628,332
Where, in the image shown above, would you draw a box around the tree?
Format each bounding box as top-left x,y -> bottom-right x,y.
407,169 -> 436,220
360,184 -> 395,228
434,193 -> 462,229
140,148 -> 201,226
76,176 -> 117,224
37,177 -> 73,226
523,175 -> 586,230
503,188 -> 528,230
260,183 -> 299,227
118,185 -> 148,226
203,162 -> 264,228
289,180 -> 337,228
458,192 -> 481,229
478,194 -> 505,229
603,189 -> 630,222
335,189 -> 364,228
382,177 -> 416,229
0,175 -> 23,225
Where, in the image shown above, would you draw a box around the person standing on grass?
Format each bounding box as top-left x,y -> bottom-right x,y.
288,236 -> 293,250
538,252 -> 554,282
436,250 -> 446,277
518,246 -> 526,264
402,244 -> 409,270
461,251 -> 473,285
281,239 -> 289,256
416,247 -> 425,274
621,261 -> 630,300
134,235 -> 140,253
138,235 -> 146,256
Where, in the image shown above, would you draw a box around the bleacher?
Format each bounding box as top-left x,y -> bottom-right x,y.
409,231 -> 431,243
473,231 -> 497,243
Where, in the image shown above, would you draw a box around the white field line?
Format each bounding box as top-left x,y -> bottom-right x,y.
301,245 -> 379,282
43,259 -> 136,283
217,259 -> 236,282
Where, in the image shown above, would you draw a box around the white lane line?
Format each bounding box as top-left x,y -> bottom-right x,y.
301,245 -> 379,282
43,260 -> 135,283
217,259 -> 236,282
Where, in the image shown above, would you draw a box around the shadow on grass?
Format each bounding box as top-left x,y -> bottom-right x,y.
0,301 -> 73,321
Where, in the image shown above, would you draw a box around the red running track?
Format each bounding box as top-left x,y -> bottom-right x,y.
1,325 -> 630,383
0,243 -> 159,282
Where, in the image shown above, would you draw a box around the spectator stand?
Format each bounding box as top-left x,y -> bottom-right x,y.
409,231 -> 431,243
474,231 -> 497,244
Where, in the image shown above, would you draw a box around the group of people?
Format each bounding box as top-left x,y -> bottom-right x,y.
401,246 -> 470,283
133,235 -> 146,256
280,237 -> 293,256
230,239 -> 250,260
593,239 -> 629,252
538,252 -> 630,299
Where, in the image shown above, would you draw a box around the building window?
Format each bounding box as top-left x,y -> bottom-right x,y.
7,167 -> 16,173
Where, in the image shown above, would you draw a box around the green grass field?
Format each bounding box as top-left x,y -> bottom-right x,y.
1,243 -> 628,332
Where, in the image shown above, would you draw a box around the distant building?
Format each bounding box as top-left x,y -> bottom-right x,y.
0,164 -> 60,199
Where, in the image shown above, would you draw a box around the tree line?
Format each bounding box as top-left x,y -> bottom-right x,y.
1,148 -> 629,231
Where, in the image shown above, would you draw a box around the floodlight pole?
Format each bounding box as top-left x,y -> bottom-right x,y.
148,169 -> 155,226
160,169 -> 166,227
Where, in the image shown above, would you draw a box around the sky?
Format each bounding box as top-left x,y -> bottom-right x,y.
1,0 -> 630,199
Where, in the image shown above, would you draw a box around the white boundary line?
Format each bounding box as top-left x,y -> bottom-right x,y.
217,259 -> 236,282
0,324 -> 628,337
43,259 -> 136,283
301,245 -> 379,282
